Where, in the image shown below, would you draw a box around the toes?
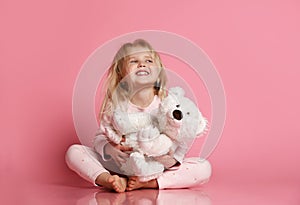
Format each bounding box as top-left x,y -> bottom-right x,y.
128,181 -> 135,187
126,182 -> 134,190
126,181 -> 136,191
113,185 -> 121,193
114,177 -> 127,193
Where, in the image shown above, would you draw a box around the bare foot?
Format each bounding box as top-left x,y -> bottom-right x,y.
126,176 -> 143,191
126,176 -> 158,191
107,175 -> 127,193
96,173 -> 127,193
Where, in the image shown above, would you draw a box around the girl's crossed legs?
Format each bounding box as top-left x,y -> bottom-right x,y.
65,144 -> 211,192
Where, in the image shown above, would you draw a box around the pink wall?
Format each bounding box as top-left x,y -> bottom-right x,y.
1,0 -> 300,189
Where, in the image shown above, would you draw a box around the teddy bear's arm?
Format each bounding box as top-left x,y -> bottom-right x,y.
154,154 -> 178,169
172,143 -> 189,164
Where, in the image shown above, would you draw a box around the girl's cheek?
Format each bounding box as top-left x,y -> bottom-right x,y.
124,63 -> 131,72
126,66 -> 136,75
127,66 -> 133,73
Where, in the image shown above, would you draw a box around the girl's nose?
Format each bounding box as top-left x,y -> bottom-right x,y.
138,62 -> 146,67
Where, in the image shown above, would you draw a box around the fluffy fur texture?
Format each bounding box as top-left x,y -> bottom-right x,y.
158,87 -> 208,144
105,86 -> 207,181
105,108 -> 172,181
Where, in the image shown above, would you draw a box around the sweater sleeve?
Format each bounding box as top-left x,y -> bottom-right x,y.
93,113 -> 115,161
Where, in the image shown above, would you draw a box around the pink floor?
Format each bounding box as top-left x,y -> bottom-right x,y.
3,169 -> 299,205
5,181 -> 299,204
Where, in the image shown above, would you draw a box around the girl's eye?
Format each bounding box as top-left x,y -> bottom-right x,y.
145,59 -> 153,63
129,60 -> 138,63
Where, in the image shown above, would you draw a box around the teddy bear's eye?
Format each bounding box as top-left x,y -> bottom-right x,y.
187,112 -> 190,115
176,104 -> 180,108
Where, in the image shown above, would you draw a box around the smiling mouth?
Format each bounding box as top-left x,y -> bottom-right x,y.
135,70 -> 150,76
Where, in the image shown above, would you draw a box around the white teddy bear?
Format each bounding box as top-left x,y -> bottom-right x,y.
105,108 -> 173,181
137,87 -> 207,168
105,86 -> 207,181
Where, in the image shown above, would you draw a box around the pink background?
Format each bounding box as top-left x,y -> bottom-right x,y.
1,0 -> 299,204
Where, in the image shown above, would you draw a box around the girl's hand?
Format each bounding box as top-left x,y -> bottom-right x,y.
104,141 -> 132,166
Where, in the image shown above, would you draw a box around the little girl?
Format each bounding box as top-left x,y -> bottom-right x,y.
65,39 -> 212,192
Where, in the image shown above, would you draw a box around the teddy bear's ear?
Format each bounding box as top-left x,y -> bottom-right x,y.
169,86 -> 185,97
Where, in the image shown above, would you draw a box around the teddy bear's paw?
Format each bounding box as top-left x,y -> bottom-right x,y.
129,153 -> 164,176
130,152 -> 144,159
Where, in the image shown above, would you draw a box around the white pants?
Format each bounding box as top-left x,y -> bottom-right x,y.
65,144 -> 212,189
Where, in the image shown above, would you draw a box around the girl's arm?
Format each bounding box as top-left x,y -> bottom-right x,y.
93,113 -> 131,163
93,113 -> 113,160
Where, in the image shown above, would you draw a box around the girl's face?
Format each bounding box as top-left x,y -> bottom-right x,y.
123,48 -> 160,88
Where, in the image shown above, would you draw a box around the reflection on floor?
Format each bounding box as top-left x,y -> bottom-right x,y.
7,175 -> 299,205
78,189 -> 211,205
21,183 -> 210,205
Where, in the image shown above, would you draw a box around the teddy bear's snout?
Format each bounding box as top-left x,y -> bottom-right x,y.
173,109 -> 183,120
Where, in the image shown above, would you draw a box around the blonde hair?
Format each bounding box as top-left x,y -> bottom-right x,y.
99,39 -> 167,120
